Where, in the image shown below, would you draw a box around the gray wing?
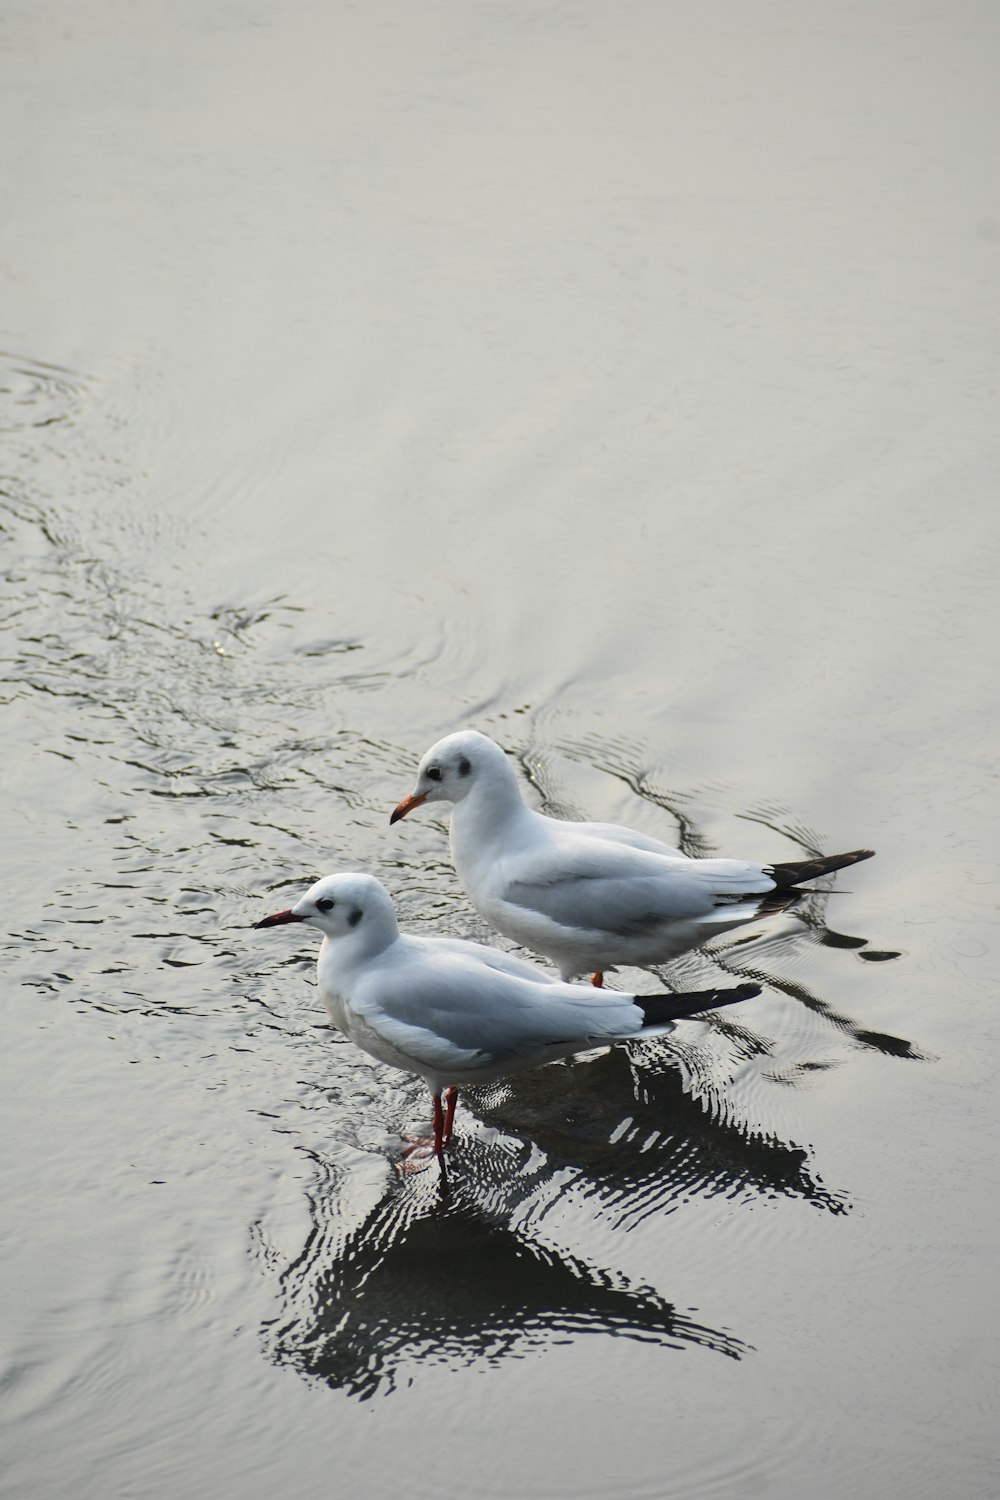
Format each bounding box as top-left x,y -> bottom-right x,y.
414,934 -> 556,984
351,944 -> 642,1071
559,818 -> 688,861
502,838 -> 775,936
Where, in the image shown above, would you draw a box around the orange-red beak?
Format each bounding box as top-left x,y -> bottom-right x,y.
389,790 -> 428,825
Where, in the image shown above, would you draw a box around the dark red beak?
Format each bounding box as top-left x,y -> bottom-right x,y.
389,790 -> 428,825
254,908 -> 306,929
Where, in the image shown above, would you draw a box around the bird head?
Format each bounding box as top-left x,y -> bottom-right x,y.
389,729 -> 514,824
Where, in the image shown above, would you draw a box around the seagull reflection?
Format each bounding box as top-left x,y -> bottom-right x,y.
261,1168 -> 749,1400
706,916 -> 918,1061
466,1037 -> 850,1229
254,986 -> 856,1398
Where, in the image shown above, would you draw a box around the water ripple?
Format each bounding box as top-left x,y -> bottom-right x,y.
0,350 -> 93,434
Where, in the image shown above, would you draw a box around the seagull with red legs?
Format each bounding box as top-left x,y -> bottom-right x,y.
390,730 -> 875,985
255,872 -> 761,1170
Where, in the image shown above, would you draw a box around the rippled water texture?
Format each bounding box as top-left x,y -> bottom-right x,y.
2,3 -> 999,1498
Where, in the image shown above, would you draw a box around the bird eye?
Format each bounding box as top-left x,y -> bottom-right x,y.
426,766 -> 442,782
316,898 -> 335,913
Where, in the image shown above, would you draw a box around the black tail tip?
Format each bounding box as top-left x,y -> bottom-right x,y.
830,847 -> 876,869
769,847 -> 877,890
639,981 -> 763,1026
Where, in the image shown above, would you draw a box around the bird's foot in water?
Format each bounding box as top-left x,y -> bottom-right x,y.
395,1087 -> 457,1174
396,1135 -> 442,1174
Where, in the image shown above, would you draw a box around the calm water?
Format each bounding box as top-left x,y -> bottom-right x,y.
2,3 -> 999,1497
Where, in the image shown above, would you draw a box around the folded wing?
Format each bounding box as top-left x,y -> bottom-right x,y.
349,944 -> 646,1073
501,835 -> 776,937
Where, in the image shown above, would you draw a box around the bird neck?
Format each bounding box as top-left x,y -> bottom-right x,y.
450,773 -> 533,874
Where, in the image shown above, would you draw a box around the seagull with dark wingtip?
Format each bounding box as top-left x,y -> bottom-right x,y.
391,729 -> 875,985
256,871 -> 761,1168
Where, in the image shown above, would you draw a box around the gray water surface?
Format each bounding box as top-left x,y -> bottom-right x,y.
2,3 -> 999,1497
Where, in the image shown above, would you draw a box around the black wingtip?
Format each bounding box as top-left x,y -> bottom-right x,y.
768,848 -> 875,890
638,982 -> 761,1026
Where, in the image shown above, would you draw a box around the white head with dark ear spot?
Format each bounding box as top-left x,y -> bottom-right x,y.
390,730 -> 521,823
256,871 -> 399,955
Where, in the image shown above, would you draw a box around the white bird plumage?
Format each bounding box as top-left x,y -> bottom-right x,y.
255,871 -> 760,1167
390,730 -> 875,983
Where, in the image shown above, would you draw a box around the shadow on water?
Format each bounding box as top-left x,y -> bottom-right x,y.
709,921 -> 920,1062
257,1029 -> 854,1399
472,1042 -> 850,1226
261,1162 -> 749,1401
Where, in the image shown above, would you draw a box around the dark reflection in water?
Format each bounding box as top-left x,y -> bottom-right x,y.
258,1025 -> 857,1399
262,1166 -> 749,1400
472,1042 -> 850,1226
710,929 -> 920,1062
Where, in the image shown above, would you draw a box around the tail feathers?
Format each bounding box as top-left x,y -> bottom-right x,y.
703,893 -> 794,925
767,848 -> 875,891
638,981 -> 761,1027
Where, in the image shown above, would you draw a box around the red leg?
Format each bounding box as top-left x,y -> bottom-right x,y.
432,1092 -> 445,1156
397,1091 -> 454,1174
442,1086 -> 459,1146
590,971 -> 604,987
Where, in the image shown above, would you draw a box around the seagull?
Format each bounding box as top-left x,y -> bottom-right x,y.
390,730 -> 875,984
255,872 -> 761,1167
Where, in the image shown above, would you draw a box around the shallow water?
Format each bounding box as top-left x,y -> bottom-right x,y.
2,3 -> 999,1497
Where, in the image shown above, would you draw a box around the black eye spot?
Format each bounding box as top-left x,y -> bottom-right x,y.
457,756 -> 471,777
348,907 -> 363,928
426,766 -> 442,782
316,898 -> 334,913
